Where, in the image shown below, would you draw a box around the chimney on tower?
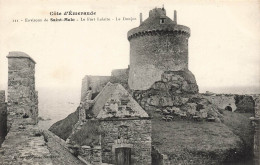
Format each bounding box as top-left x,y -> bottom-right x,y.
140,13 -> 143,24
174,10 -> 177,24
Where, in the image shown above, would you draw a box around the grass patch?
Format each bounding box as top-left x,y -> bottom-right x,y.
222,111 -> 254,161
149,108 -> 253,164
70,120 -> 103,146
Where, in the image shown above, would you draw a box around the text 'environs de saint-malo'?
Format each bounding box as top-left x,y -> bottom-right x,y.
12,11 -> 137,23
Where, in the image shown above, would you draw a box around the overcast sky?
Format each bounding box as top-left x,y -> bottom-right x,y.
0,0 -> 259,94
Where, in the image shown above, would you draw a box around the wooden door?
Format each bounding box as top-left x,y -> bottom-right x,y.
115,147 -> 131,165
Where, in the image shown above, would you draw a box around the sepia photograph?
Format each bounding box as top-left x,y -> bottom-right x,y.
0,0 -> 259,164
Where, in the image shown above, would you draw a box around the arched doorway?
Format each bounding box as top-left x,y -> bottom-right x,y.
225,106 -> 232,111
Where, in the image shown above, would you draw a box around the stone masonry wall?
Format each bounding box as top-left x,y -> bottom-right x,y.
251,95 -> 260,165
202,94 -> 237,112
0,90 -> 7,146
128,32 -> 189,90
100,119 -> 151,165
234,95 -> 255,113
0,91 -> 5,103
202,94 -> 256,113
252,95 -> 260,118
81,69 -> 129,101
81,76 -> 111,101
78,145 -> 102,165
110,68 -> 129,91
7,52 -> 38,130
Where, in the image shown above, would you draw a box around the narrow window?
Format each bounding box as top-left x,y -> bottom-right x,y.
160,18 -> 165,24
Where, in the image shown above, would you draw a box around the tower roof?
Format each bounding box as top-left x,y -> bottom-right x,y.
127,7 -> 190,40
7,51 -> 36,64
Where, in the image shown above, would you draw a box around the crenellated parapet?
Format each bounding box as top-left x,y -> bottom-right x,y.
127,25 -> 190,41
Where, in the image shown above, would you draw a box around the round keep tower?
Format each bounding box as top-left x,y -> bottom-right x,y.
128,7 -> 192,90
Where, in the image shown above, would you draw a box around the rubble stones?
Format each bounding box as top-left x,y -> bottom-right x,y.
133,81 -> 222,122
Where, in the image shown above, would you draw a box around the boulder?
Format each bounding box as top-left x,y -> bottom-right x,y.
159,97 -> 173,107
172,96 -> 183,106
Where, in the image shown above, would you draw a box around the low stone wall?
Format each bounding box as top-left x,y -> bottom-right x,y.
202,94 -> 237,112
44,128 -> 102,165
0,119 -> 52,165
43,130 -> 67,148
202,94 -> 257,114
43,127 -> 86,165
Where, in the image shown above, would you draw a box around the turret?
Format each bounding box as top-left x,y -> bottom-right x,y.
6,51 -> 38,129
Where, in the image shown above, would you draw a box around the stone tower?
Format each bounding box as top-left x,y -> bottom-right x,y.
6,51 -> 38,129
128,7 -> 197,90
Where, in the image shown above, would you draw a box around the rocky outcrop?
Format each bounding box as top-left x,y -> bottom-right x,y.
49,108 -> 80,140
133,71 -> 222,122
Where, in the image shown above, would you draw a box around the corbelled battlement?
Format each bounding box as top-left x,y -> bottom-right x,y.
128,27 -> 190,41
128,7 -> 190,41
149,7 -> 166,17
